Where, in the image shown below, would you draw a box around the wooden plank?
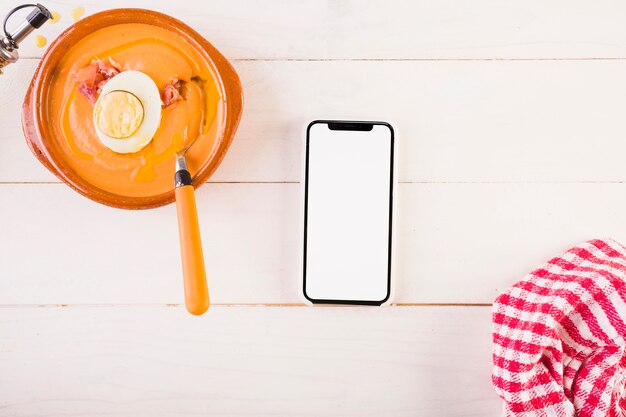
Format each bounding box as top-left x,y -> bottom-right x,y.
0,183 -> 300,305
0,182 -> 623,305
11,0 -> 626,60
0,305 -> 499,417
5,58 -> 626,183
0,61 -> 54,183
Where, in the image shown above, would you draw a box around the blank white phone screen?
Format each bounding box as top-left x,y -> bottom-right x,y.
304,122 -> 393,303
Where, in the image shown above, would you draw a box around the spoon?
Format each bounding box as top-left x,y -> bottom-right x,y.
175,145 -> 209,316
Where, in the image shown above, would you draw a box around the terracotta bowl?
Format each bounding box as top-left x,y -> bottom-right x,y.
22,8 -> 243,209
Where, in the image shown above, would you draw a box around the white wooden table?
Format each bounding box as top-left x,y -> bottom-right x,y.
2,1 -> 625,415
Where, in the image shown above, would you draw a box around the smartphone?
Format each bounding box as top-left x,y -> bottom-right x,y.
303,120 -> 394,305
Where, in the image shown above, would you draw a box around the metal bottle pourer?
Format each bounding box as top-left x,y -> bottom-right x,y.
0,3 -> 51,73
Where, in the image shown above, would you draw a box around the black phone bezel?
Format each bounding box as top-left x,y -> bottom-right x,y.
303,120 -> 394,306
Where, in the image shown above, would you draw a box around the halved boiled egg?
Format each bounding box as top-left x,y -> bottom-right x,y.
93,71 -> 162,154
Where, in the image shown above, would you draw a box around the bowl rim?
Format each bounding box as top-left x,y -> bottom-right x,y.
22,8 -> 244,209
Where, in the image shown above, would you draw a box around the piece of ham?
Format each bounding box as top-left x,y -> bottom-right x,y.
95,59 -> 120,79
76,58 -> 120,104
161,79 -> 183,108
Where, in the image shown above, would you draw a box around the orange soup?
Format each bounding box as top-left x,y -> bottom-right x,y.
46,23 -> 223,197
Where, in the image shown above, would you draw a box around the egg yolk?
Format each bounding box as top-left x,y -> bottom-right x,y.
93,90 -> 144,139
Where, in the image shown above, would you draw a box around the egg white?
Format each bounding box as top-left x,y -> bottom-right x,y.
93,71 -> 162,154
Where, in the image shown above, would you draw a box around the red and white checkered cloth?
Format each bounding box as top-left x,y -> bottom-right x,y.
492,239 -> 626,417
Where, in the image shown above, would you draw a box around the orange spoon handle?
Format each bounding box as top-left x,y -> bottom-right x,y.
175,182 -> 209,315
